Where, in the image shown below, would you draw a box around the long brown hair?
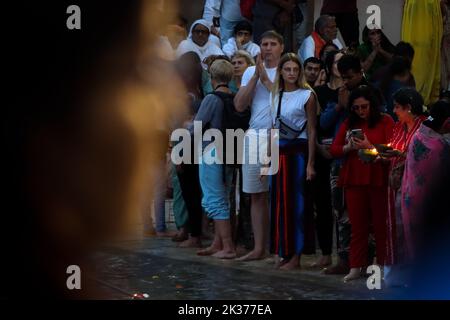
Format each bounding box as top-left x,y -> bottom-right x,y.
272,53 -> 315,109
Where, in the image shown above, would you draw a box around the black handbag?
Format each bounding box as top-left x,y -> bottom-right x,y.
274,90 -> 307,140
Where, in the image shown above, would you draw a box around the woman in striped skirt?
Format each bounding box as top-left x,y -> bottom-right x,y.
269,53 -> 317,270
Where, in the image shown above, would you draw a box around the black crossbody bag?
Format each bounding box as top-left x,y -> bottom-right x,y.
274,90 -> 307,140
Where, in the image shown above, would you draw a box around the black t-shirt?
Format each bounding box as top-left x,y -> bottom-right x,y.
314,84 -> 340,141
315,84 -> 339,113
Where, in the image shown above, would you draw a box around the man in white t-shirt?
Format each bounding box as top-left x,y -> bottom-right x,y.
234,30 -> 284,261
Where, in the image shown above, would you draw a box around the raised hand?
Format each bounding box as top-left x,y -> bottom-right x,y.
314,69 -> 327,87
236,34 -> 244,49
254,53 -> 262,78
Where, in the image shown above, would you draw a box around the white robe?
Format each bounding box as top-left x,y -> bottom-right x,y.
175,19 -> 224,69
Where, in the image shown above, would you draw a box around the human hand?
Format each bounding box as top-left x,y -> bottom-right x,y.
211,26 -> 220,38
379,149 -> 403,158
236,34 -> 244,49
371,36 -> 381,51
318,144 -> 333,159
343,139 -> 356,153
254,54 -> 262,78
314,69 -> 327,87
306,163 -> 316,181
352,134 -> 373,149
257,55 -> 270,84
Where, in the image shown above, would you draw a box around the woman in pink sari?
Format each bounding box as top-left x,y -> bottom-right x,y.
401,100 -> 450,262
382,88 -> 427,286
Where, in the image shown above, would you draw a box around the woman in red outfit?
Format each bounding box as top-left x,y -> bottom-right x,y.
330,85 -> 394,281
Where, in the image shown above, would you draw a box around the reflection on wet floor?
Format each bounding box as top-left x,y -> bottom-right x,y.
93,236 -> 393,300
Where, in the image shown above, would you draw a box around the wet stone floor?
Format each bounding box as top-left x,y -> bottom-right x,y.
93,227 -> 398,300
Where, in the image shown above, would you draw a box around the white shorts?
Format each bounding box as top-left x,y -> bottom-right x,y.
241,131 -> 270,194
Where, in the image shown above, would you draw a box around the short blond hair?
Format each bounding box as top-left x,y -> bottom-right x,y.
231,50 -> 255,66
210,59 -> 234,84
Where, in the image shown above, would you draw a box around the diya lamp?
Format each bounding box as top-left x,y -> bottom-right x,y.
374,143 -> 393,153
358,148 -> 378,162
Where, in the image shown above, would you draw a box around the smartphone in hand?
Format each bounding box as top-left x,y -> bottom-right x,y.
350,129 -> 364,140
212,17 -> 220,28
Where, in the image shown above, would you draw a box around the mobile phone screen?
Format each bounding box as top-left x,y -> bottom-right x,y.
212,17 -> 220,28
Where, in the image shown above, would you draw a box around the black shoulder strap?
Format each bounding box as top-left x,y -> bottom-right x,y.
298,120 -> 308,135
211,90 -> 235,102
277,89 -> 308,135
277,89 -> 284,118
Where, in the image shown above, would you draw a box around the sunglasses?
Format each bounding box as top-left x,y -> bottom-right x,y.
352,103 -> 370,111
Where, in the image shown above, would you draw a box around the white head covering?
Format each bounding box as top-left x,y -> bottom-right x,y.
176,19 -> 223,68
187,19 -> 210,39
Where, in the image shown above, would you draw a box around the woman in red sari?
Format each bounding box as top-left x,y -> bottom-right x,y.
330,85 -> 394,281
382,88 -> 427,287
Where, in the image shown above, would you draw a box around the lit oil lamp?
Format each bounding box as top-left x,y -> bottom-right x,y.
374,143 -> 393,153
358,148 -> 379,162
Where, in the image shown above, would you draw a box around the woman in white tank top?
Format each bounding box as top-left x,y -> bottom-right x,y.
269,53 -> 318,270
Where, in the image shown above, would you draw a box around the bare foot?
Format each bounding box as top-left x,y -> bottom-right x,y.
279,260 -> 300,271
264,255 -> 277,264
178,237 -> 202,248
201,231 -> 214,241
236,250 -> 266,261
235,245 -> 249,257
197,245 -> 221,256
212,250 -> 237,259
343,268 -> 361,282
274,257 -> 288,269
143,229 -> 157,237
310,255 -> 332,268
171,229 -> 188,242
156,230 -> 177,237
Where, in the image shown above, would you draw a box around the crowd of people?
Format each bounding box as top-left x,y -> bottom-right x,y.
146,0 -> 450,287
7,0 -> 449,299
